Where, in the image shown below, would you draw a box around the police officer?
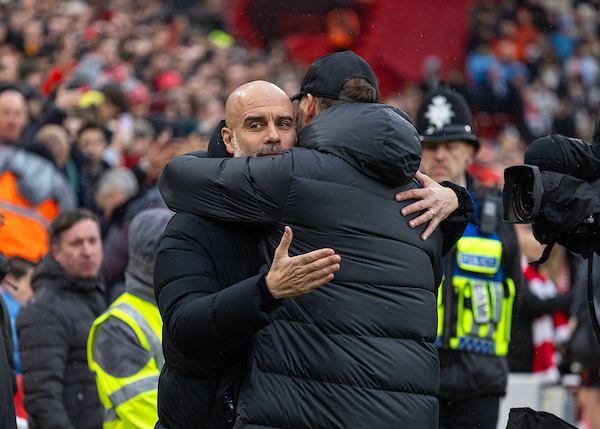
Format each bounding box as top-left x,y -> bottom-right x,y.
87,208 -> 174,429
413,88 -> 524,429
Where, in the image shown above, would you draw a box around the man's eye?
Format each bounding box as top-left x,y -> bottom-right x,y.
278,121 -> 292,127
249,123 -> 262,129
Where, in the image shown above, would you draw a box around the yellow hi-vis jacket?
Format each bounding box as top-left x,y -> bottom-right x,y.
436,222 -> 516,356
87,293 -> 163,429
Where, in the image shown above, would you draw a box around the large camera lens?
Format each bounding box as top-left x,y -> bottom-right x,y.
503,165 -> 543,223
514,172 -> 535,221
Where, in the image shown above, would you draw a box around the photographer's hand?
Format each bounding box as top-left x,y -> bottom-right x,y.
266,226 -> 341,299
395,171 -> 459,241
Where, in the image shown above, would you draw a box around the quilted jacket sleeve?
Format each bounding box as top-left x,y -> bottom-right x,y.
158,151 -> 293,230
154,212 -> 282,360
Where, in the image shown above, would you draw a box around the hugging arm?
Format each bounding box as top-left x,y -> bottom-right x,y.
396,171 -> 474,253
158,152 -> 292,229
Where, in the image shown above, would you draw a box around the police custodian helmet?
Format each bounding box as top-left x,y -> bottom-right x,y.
415,88 -> 479,152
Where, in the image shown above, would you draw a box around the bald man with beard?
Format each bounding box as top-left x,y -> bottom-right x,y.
220,81 -> 297,158
154,81 -> 342,429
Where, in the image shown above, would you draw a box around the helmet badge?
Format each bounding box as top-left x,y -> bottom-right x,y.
424,95 -> 455,135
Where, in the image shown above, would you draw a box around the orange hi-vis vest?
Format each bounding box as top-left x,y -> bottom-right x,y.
0,171 -> 59,262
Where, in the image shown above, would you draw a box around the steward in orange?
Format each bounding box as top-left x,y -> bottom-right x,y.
0,145 -> 74,262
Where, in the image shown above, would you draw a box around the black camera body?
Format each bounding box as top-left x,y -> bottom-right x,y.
503,132 -> 600,258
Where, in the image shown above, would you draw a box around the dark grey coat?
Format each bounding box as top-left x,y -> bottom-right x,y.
16,255 -> 106,429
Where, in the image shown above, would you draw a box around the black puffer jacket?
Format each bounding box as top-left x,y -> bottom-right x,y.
159,103 -> 446,429
154,215 -> 283,429
16,255 -> 106,429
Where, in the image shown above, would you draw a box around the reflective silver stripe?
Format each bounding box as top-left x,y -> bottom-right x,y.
490,281 -> 504,323
104,406 -> 118,422
0,202 -> 49,228
108,376 -> 159,408
113,303 -> 164,370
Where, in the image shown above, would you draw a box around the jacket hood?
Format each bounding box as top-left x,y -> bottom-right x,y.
296,103 -> 421,187
31,254 -> 104,294
207,119 -> 232,158
125,208 -> 174,302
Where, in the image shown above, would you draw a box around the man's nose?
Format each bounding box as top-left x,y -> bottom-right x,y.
82,242 -> 94,256
434,145 -> 447,159
265,123 -> 281,144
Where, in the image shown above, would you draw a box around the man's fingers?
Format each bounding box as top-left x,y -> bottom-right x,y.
294,251 -> 342,284
408,212 -> 430,229
305,265 -> 339,291
306,273 -> 336,291
273,226 -> 293,259
309,261 -> 340,278
421,223 -> 437,242
293,247 -> 336,266
400,199 -> 428,216
396,188 -> 424,202
408,213 -> 440,241
396,173 -> 435,201
297,253 -> 340,273
413,171 -> 432,187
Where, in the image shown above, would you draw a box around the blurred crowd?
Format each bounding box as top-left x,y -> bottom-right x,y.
0,0 -> 598,427
0,0 -> 597,199
385,0 -> 600,187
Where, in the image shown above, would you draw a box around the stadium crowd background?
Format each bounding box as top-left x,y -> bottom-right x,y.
0,0 -> 595,188
1,0 -> 600,427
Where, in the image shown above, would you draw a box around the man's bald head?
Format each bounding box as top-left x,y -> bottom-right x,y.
221,81 -> 296,157
224,81 -> 291,128
0,89 -> 27,144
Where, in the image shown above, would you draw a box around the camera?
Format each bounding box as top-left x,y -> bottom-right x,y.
503,165 -> 543,225
503,126 -> 600,260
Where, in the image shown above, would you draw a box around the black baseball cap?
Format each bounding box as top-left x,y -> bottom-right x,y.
290,51 -> 379,103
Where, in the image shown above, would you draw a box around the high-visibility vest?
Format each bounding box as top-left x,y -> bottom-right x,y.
0,171 -> 59,262
87,293 -> 163,429
436,222 -> 516,356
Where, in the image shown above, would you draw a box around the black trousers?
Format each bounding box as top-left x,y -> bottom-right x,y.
439,394 -> 500,429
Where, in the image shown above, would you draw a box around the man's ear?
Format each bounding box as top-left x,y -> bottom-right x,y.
3,273 -> 16,285
50,244 -> 59,259
304,94 -> 318,125
221,127 -> 235,155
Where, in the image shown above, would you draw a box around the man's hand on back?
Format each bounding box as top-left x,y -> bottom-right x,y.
266,226 -> 341,299
395,171 -> 459,241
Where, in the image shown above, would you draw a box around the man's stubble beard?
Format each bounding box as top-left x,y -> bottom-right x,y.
232,132 -> 289,157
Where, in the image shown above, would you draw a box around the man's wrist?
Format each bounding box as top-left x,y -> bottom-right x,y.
440,181 -> 473,220
260,274 -> 282,308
